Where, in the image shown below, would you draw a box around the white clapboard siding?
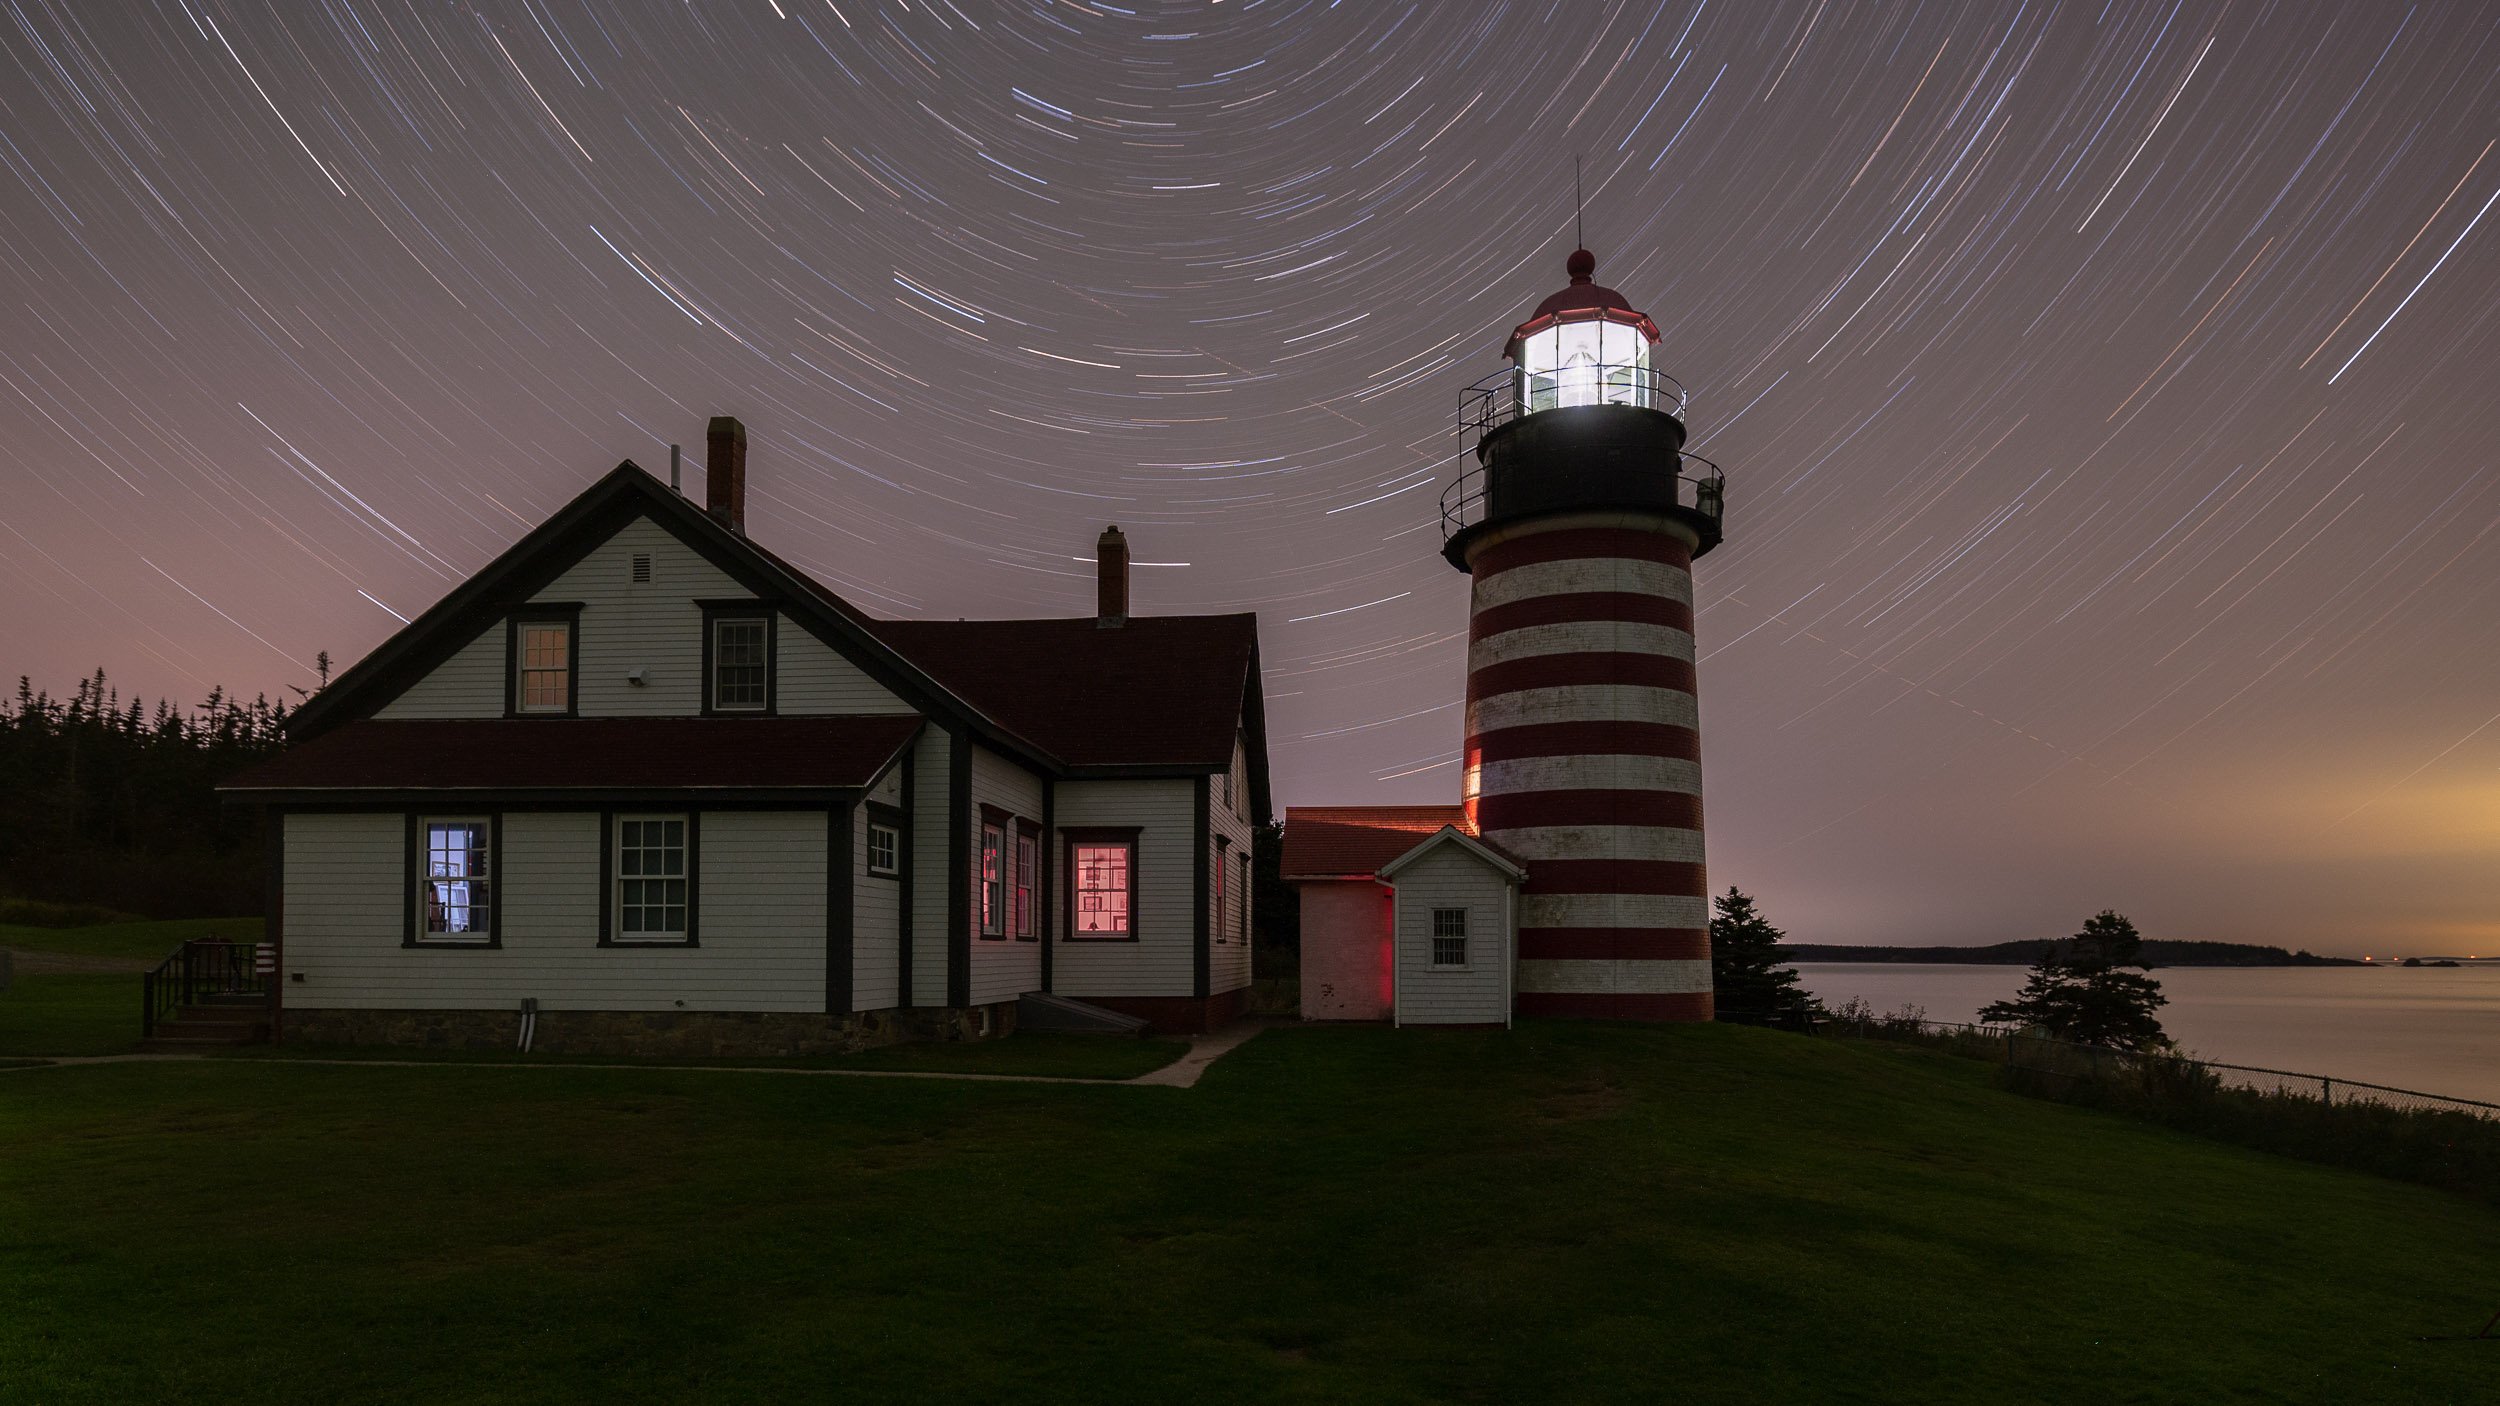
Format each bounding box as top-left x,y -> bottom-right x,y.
967,743 -> 1046,1005
1392,845 -> 1513,1026
909,728 -> 953,1006
852,796 -> 902,1011
779,629 -> 906,714
283,810 -> 832,1012
374,625 -> 503,718
1208,733 -> 1254,996
1051,777 -> 1198,998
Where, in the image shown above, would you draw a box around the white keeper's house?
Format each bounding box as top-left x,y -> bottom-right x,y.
221,417 -> 1269,1053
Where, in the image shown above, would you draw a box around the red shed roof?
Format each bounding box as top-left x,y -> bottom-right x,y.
1281,805 -> 1473,879
868,614 -> 1259,769
223,716 -> 921,794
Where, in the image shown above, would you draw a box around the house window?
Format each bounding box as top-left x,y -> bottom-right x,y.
1431,908 -> 1468,967
979,821 -> 1006,938
866,822 -> 900,878
1067,835 -> 1136,940
1213,836 -> 1229,943
514,619 -> 571,714
1013,828 -> 1039,940
415,818 -> 493,942
710,615 -> 769,712
615,815 -> 691,942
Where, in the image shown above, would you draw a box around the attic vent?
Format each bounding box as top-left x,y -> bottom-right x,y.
630,553 -> 652,584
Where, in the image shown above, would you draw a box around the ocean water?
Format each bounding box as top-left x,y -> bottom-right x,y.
1795,962 -> 2500,1105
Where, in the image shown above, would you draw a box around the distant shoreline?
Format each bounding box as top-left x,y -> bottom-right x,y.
1783,939 -> 2369,968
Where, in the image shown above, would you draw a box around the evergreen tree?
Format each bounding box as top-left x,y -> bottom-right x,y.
1979,910 -> 2169,1050
1710,887 -> 1815,1026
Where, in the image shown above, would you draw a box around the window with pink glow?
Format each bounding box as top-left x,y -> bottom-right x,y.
1070,841 -> 1132,938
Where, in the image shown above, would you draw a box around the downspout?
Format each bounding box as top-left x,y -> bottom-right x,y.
519,996 -> 538,1053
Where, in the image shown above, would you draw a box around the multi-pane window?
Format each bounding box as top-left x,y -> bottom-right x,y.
711,616 -> 768,711
979,822 -> 1006,938
1013,830 -> 1038,939
417,819 -> 492,940
1431,907 -> 1468,967
516,621 -> 571,713
1213,838 -> 1228,943
1071,841 -> 1133,939
866,822 -> 900,877
616,816 -> 689,941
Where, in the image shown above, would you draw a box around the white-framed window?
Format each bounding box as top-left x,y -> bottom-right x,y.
415,817 -> 493,942
979,821 -> 1006,938
1431,908 -> 1468,968
1013,829 -> 1038,940
866,822 -> 901,878
615,815 -> 690,943
514,619 -> 571,713
1067,834 -> 1135,940
710,615 -> 769,712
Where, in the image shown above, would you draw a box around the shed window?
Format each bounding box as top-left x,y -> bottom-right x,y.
515,621 -> 571,713
1069,839 -> 1134,939
616,816 -> 690,942
979,821 -> 1006,938
1431,908 -> 1468,968
866,822 -> 900,878
416,819 -> 493,941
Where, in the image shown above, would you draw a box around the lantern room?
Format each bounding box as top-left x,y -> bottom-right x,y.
1510,248 -> 1671,414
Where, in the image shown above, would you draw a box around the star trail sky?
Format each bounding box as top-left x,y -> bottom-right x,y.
3,1 -> 2497,953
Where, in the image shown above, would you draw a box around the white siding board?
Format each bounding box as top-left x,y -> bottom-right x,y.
282,809 -> 836,1013
779,629 -> 906,714
1392,846 -> 1514,1026
546,518 -> 746,717
1208,734 -> 1254,996
375,626 -> 502,719
852,797 -> 902,1011
967,743 -> 1045,1005
1051,778 -> 1197,998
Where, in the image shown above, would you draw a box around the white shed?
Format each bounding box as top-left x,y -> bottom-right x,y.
1378,826 -> 1525,1028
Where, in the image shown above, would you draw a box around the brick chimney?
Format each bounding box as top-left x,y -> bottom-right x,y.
706,416 -> 746,533
1096,525 -> 1128,628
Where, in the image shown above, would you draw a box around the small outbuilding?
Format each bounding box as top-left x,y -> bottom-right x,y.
1281,807 -> 1524,1027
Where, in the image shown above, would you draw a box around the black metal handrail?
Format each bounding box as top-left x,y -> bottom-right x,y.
1458,362 -> 1687,446
1439,450 -> 1723,545
142,939 -> 271,1037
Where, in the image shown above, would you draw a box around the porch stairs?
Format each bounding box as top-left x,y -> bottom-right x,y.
141,940 -> 274,1052
139,992 -> 271,1052
1017,992 -> 1151,1036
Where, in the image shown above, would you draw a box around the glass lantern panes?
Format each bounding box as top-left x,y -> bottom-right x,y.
1519,318 -> 1651,413
618,817 -> 688,939
420,820 -> 492,937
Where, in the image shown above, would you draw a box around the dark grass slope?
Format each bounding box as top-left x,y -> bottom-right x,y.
5,1022 -> 2497,1403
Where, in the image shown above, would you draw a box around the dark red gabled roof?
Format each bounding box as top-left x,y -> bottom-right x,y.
868,614 -> 1258,769
1280,805 -> 1473,879
222,716 -> 921,793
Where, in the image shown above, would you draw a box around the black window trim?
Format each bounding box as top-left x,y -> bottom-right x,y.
598,809 -> 702,947
699,600 -> 777,716
864,800 -> 905,880
976,803 -> 1012,941
404,812 -> 503,949
505,604 -> 583,718
1062,825 -> 1142,944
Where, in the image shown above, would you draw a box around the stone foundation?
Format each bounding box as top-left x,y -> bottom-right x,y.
283,1002 -> 1019,1058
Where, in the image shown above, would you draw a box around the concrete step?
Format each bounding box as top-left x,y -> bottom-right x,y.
1017,992 -> 1151,1036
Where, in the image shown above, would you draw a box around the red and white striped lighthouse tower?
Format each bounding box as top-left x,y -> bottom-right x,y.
1443,247 -> 1726,1021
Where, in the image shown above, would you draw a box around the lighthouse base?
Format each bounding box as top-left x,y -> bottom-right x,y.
1516,991 -> 1715,1022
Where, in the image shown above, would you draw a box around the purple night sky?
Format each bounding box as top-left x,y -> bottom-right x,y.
3,2 -> 2496,954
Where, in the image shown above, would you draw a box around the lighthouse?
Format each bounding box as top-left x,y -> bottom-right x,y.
1441,247 -> 1726,1021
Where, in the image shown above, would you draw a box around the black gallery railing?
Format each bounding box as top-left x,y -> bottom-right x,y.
142,939 -> 271,1037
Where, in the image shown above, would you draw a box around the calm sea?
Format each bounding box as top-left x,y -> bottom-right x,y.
1795,962 -> 2500,1105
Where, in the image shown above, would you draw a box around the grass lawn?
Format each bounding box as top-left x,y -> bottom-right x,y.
225,1032 -> 1191,1080
5,1023 -> 2497,1403
0,974 -> 142,1057
0,915 -> 263,962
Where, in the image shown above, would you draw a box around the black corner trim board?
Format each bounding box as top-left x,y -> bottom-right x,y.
1193,775 -> 1211,999
946,732 -> 972,1009
828,803 -> 854,1016
1038,778 -> 1056,989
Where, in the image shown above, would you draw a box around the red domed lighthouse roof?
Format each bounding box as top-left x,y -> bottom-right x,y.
1510,248 -> 1660,348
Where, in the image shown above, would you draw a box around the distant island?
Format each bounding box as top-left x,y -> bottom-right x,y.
1783,939 -> 2366,968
